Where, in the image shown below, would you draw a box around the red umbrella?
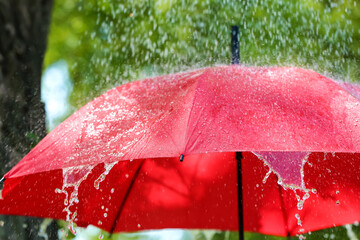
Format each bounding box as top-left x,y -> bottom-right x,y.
1,66 -> 360,238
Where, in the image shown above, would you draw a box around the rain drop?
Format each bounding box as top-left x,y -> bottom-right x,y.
104,213 -> 108,218
295,213 -> 302,226
336,200 -> 340,205
98,220 -> 102,225
137,224 -> 141,228
55,188 -> 62,193
262,169 -> 272,184
110,188 -> 115,194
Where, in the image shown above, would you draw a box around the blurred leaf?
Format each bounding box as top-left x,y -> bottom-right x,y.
211,231 -> 225,240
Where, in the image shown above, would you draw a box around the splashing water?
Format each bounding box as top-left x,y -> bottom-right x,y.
254,151 -> 317,239
94,161 -> 118,189
295,213 -> 307,240
254,151 -> 311,189
55,161 -> 119,235
55,165 -> 95,235
262,168 -> 272,184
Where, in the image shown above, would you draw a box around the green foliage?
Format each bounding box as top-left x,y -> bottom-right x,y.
45,0 -> 360,108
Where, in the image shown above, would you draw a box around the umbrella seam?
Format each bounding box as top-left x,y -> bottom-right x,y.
183,68 -> 210,154
117,70 -> 205,160
277,183 -> 291,237
109,159 -> 145,234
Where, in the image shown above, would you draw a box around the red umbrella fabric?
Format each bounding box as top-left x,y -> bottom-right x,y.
1,66 -> 360,237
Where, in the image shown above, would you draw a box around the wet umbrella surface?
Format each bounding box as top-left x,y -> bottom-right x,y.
1,65 -> 360,238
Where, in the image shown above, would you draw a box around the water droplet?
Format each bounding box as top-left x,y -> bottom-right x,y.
101,205 -> 104,210
68,222 -> 77,235
125,174 -> 129,178
312,189 -> 317,194
98,220 -> 102,225
94,162 -> 118,190
295,213 -> 302,226
104,213 -> 108,218
137,224 -> 141,228
55,188 -> 62,193
297,200 -> 304,210
99,233 -> 104,239
336,190 -> 340,194
336,200 -> 340,205
262,169 -> 272,184
256,184 -> 259,187
110,188 -> 115,194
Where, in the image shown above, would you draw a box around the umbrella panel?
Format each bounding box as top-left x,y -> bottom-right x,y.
1,152 -> 360,237
7,67 -> 360,181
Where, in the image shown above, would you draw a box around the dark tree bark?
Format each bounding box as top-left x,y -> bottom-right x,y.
0,0 -> 57,239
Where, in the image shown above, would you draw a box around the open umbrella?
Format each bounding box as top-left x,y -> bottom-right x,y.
1,63 -> 360,239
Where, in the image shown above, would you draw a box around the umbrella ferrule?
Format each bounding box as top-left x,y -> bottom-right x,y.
180,154 -> 184,162
0,177 -> 4,184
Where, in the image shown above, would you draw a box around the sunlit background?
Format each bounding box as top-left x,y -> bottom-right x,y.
40,0 -> 360,239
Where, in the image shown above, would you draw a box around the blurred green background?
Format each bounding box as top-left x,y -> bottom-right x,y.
42,0 -> 360,239
44,0 -> 360,108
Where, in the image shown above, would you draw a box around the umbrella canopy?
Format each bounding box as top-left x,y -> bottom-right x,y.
1,66 -> 360,237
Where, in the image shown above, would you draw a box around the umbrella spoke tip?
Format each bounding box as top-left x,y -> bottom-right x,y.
180,154 -> 184,162
0,177 -> 4,184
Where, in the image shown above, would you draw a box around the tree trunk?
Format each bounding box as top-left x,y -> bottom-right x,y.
0,0 -> 56,239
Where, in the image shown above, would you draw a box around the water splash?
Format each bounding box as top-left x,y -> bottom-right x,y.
55,165 -> 95,235
94,161 -> 118,190
253,151 -> 311,190
295,213 -> 306,239
262,168 -> 272,184
253,151 -> 317,239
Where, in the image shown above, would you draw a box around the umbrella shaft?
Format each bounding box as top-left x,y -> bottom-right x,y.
231,26 -> 240,64
236,152 -> 244,240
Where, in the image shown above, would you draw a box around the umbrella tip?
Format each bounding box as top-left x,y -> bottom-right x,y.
0,177 -> 4,184
180,154 -> 184,162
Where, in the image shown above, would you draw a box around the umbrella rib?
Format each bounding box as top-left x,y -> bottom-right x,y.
109,159 -> 146,235
183,70 -> 207,152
